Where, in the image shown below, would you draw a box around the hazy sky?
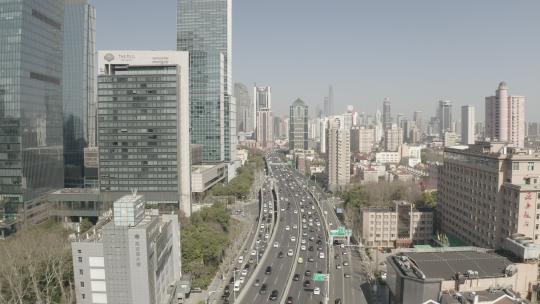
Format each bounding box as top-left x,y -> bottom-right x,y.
94,0 -> 540,121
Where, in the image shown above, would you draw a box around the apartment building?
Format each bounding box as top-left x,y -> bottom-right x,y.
327,117 -> 351,191
438,142 -> 540,249
360,201 -> 433,248
385,124 -> 403,152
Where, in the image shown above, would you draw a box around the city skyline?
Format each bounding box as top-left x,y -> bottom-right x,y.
93,0 -> 540,121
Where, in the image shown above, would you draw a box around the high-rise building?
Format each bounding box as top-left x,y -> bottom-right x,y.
326,117 -> 350,192
383,97 -> 392,130
63,0 -> 96,188
177,0 -> 233,162
461,105 -> 475,145
97,51 -> 192,216
0,0 -> 65,218
384,124 -> 403,152
319,117 -> 329,154
289,99 -> 309,151
254,85 -> 271,110
438,100 -> 453,136
234,83 -> 252,133
438,142 -> 540,249
528,122 -> 539,138
256,109 -> 273,150
485,82 -> 525,148
71,194 -> 182,304
358,127 -> 376,154
413,111 -> 423,133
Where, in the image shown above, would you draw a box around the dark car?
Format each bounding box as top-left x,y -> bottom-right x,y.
305,270 -> 312,277
269,290 -> 279,301
303,280 -> 311,288
259,284 -> 267,295
308,246 -> 314,251
335,299 -> 342,304
286,296 -> 294,304
278,251 -> 284,258
293,273 -> 300,281
229,277 -> 234,284
265,266 -> 272,275
253,279 -> 261,287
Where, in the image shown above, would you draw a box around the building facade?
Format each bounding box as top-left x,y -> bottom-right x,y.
461,105 -> 475,145
383,97 -> 392,130
358,127 -> 375,154
326,117 -> 350,191
72,194 -> 182,304
0,0 -> 65,225
438,100 -> 453,137
289,98 -> 309,151
360,201 -> 433,248
256,108 -> 273,150
485,82 -> 525,148
63,0 -> 96,188
234,82 -> 252,133
97,51 -> 192,216
385,124 -> 403,152
438,142 -> 540,249
177,0 -> 234,162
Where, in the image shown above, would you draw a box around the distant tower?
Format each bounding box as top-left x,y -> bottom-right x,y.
485,82 -> 525,147
328,85 -> 334,116
289,99 -> 309,151
383,97 -> 392,130
461,105 -> 475,145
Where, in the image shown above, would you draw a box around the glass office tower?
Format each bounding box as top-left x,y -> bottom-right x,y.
177,0 -> 233,162
63,0 -> 96,187
0,0 -> 64,209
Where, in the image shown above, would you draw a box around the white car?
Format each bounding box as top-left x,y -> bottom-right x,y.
287,249 -> 294,256
251,249 -> 257,256
233,281 -> 241,292
241,269 -> 248,276
293,210 -> 298,214
300,245 -> 306,251
281,207 -> 285,211
273,242 -> 279,248
265,233 -> 269,239
239,276 -> 245,284
290,236 -> 296,242
313,287 -> 320,295
319,252 -> 325,259
316,222 -> 321,227
238,256 -> 244,264
260,224 -> 265,229
301,239 -> 306,244
293,225 -> 298,229
285,225 -> 290,231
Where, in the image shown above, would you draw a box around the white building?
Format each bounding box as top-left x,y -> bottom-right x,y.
72,194 -> 182,304
358,127 -> 376,154
385,124 -> 403,152
327,117 -> 350,191
376,152 -> 401,164
461,105 -> 475,145
485,82 -> 525,147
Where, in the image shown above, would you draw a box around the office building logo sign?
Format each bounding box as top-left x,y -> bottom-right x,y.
104,53 -> 115,62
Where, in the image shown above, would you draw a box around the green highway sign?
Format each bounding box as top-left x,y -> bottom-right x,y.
330,226 -> 352,237
313,273 -> 328,282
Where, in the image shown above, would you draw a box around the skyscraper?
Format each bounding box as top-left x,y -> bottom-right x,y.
234,83 -> 252,133
97,51 -> 192,216
461,105 -> 475,145
63,0 -> 96,188
437,100 -> 453,137
384,124 -> 403,152
485,82 -> 525,147
383,97 -> 392,130
254,85 -> 271,110
256,109 -> 273,150
0,0 -> 65,217
289,98 -> 309,151
177,0 -> 233,162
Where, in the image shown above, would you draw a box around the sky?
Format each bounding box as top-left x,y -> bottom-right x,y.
93,0 -> 540,122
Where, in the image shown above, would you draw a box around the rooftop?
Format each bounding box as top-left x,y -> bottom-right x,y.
393,250 -> 514,281
440,289 -> 526,304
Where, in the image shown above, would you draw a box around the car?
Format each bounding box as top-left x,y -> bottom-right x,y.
229,277 -> 234,284
286,296 -> 294,304
300,245 -> 306,251
239,276 -> 245,284
281,207 -> 285,211
303,280 -> 311,288
316,222 -> 321,226
253,279 -> 261,287
293,274 -> 300,281
343,261 -> 349,266
294,210 -> 298,214
269,290 -> 279,301
308,246 -> 314,251
259,284 -> 267,294
319,252 -> 325,259
335,299 -> 342,304
278,251 -> 284,258
336,264 -> 341,269
342,251 -> 347,255
251,249 -> 256,256
344,273 -> 351,278
340,243 -> 345,248
293,225 -> 298,229
238,256 -> 244,264
233,281 -> 241,292
285,225 -> 290,231
288,249 -> 294,256
265,233 -> 269,239
305,270 -> 312,277
241,269 -> 248,276
290,236 -> 296,242
301,239 -> 306,244
297,257 -> 304,264
313,287 -> 321,295
317,240 -> 322,245
308,257 -> 314,262
260,224 -> 265,229
273,242 -> 279,248
302,218 -> 307,223
265,266 -> 272,275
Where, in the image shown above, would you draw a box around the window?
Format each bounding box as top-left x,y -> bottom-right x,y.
77,249 -> 82,254
79,269 -> 84,275
512,162 -> 520,170
528,162 -> 535,171
82,294 -> 85,299
78,257 -> 83,263
80,281 -> 85,287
